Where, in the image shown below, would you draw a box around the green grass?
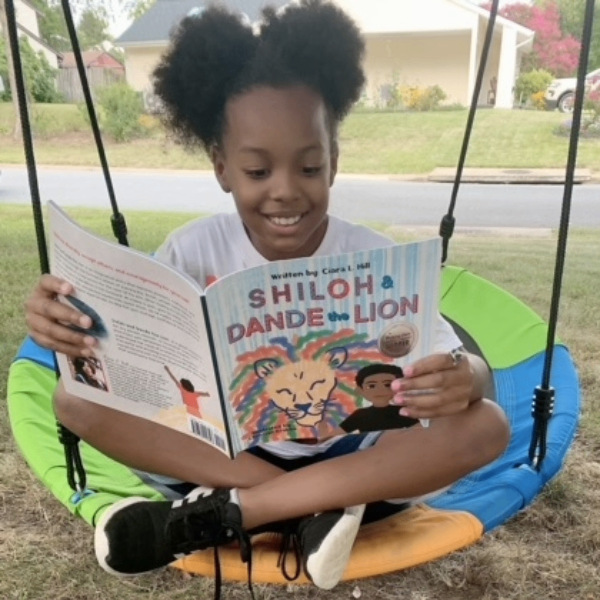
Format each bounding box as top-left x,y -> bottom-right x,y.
1,103 -> 599,173
1,205 -> 599,599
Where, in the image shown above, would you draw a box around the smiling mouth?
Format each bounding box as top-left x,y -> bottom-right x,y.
266,214 -> 304,227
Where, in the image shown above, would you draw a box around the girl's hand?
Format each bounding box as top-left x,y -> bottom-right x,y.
390,351 -> 482,420
24,274 -> 97,357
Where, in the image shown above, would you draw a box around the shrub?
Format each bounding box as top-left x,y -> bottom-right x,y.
399,84 -> 447,111
515,69 -> 554,107
584,87 -> 600,123
554,87 -> 600,138
96,83 -> 145,142
0,37 -> 62,103
530,90 -> 547,110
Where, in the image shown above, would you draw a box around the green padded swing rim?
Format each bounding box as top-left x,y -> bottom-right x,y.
7,360 -> 166,526
441,266 -> 551,369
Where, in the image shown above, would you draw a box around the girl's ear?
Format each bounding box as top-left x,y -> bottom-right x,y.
211,146 -> 231,193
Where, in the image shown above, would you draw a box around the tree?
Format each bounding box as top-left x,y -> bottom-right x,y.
28,0 -> 70,52
482,1 -> 581,76
127,0 -> 155,21
77,6 -> 112,49
0,36 -> 62,102
535,0 -> 600,70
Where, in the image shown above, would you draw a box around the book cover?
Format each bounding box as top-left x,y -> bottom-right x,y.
48,202 -> 442,458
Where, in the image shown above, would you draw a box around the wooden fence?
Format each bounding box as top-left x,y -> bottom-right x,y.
57,67 -> 125,103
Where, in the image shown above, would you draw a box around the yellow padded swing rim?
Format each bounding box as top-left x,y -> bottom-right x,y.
173,505 -> 483,583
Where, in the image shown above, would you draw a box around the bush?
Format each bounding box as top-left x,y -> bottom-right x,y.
530,90 -> 547,110
0,37 -> 62,103
399,84 -> 447,111
96,83 -> 145,142
555,84 -> 600,138
515,69 -> 554,106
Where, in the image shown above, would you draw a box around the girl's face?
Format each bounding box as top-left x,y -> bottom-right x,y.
212,85 -> 337,261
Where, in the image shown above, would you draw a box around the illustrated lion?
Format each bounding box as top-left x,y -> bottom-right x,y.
229,329 -> 393,444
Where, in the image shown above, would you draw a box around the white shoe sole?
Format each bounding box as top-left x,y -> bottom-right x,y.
305,504 -> 366,590
94,496 -> 151,576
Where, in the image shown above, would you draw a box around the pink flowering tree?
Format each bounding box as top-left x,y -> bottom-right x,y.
481,1 -> 581,76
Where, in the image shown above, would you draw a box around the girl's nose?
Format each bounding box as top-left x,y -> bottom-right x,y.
270,170 -> 299,202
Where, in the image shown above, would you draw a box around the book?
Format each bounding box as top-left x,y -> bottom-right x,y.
48,201 -> 443,458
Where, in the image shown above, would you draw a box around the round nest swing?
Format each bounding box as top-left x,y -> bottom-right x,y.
7,265 -> 580,582
4,0 -> 587,588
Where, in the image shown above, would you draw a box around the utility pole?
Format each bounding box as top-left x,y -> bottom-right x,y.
0,0 -> 23,140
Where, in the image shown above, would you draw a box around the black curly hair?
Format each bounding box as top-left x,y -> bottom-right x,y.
153,0 -> 365,154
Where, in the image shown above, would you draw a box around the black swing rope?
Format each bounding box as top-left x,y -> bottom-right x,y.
4,0 -> 129,493
440,0 -> 596,470
6,0 -> 592,491
4,0 -> 87,493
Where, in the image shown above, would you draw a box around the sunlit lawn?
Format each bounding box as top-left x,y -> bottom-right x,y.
1,103 -> 598,174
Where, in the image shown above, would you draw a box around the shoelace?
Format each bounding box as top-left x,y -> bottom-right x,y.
167,494 -> 254,600
276,526 -> 302,582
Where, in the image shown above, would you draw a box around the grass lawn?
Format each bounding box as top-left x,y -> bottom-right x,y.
1,103 -> 599,174
1,205 -> 599,599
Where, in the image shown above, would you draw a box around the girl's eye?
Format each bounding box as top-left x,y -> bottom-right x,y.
245,169 -> 269,179
303,166 -> 322,176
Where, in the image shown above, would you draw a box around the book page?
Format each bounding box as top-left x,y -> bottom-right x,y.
47,202 -> 230,456
205,239 -> 442,455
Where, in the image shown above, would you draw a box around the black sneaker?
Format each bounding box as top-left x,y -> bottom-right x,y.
94,486 -> 249,576
298,504 -> 365,590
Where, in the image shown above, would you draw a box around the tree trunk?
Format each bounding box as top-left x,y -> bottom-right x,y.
0,0 -> 23,141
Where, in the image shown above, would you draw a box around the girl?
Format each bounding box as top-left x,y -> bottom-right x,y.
24,0 -> 510,592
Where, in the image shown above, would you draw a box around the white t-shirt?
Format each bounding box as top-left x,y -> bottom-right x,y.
155,213 -> 461,459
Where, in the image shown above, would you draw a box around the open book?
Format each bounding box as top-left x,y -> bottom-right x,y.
48,201 -> 443,458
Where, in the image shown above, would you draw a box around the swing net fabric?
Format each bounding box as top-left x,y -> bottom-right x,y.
7,265 -> 581,583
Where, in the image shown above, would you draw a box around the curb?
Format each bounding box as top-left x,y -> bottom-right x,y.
428,167 -> 594,185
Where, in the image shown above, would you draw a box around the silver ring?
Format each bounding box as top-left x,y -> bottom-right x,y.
449,348 -> 465,368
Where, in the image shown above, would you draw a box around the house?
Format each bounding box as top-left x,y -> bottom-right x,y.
58,51 -> 125,102
115,0 -> 534,109
336,0 -> 535,109
0,0 -> 61,68
116,0 -> 288,103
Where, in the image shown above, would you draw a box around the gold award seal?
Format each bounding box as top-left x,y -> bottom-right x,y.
378,322 -> 418,358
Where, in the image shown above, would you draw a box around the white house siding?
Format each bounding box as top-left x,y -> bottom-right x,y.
124,45 -> 167,93
15,0 -> 38,33
26,38 -> 58,68
364,33 -> 472,106
0,0 -> 60,68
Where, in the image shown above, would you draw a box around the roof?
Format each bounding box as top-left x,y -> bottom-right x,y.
60,51 -> 124,69
116,0 -> 290,45
451,0 -> 535,42
16,24 -> 61,57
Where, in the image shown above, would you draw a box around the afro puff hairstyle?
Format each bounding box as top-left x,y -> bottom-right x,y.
153,0 -> 365,153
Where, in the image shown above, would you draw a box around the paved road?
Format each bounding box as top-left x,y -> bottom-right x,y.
1,166 -> 599,228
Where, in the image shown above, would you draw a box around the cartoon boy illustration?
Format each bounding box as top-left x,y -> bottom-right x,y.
164,365 -> 210,420
337,364 -> 418,433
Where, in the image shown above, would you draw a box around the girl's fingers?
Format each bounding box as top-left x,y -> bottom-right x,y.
393,391 -> 470,419
39,273 -> 74,296
26,285 -> 92,330
29,314 -> 96,348
398,352 -> 452,380
35,332 -> 95,358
